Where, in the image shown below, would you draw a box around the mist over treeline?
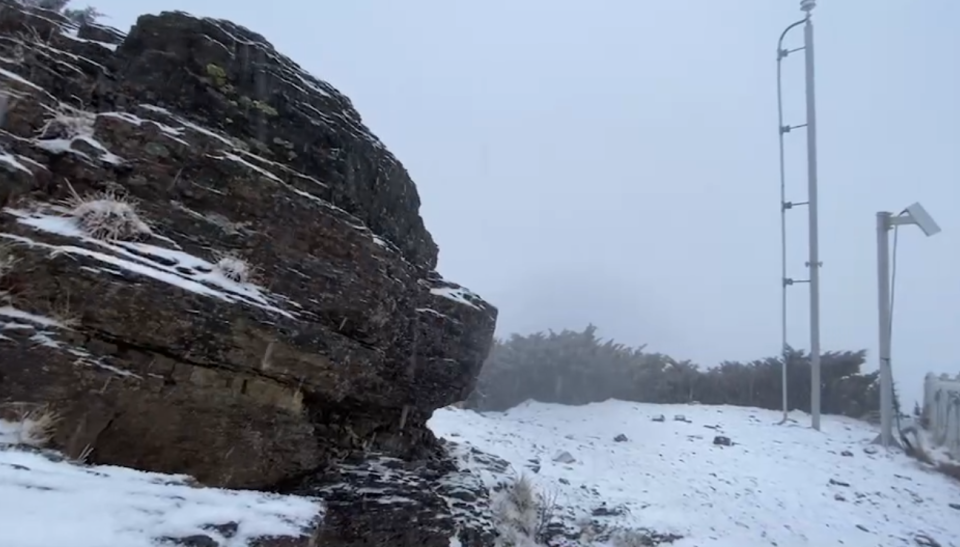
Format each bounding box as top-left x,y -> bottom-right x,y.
466,325 -> 884,418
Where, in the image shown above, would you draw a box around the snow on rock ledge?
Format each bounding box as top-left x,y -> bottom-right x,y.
0,4 -> 498,543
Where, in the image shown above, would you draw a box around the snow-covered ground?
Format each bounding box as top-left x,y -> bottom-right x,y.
2,399 -> 957,547
430,400 -> 960,547
0,420 -> 321,547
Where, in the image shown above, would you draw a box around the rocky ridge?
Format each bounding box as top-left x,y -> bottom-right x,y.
0,2 -> 500,545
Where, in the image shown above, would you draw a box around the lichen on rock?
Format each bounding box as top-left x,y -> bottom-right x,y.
0,1 -> 498,544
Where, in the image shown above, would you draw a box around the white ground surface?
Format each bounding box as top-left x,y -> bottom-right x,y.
0,420 -> 321,547
430,400 -> 960,547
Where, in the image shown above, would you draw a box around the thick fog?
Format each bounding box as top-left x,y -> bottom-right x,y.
95,0 -> 959,406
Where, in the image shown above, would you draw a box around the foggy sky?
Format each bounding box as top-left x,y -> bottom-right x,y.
91,0 -> 959,407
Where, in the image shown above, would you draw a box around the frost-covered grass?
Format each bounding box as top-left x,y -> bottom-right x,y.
213,251 -> 255,284
37,103 -> 95,140
430,400 -> 960,547
493,473 -> 552,547
0,242 -> 16,279
0,403 -> 60,447
0,421 -> 323,547
65,190 -> 151,241
32,103 -> 123,164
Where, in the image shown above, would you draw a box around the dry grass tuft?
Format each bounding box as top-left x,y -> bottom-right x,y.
66,190 -> 151,241
212,251 -> 256,284
493,472 -> 556,546
0,243 -> 17,279
37,102 -> 95,141
1,402 -> 61,447
901,424 -> 960,483
47,291 -> 80,328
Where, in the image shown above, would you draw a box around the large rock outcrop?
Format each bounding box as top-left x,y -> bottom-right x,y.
0,2 -> 498,544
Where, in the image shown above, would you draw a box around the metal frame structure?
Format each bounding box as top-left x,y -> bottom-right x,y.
875,204 -> 940,447
775,0 -> 822,429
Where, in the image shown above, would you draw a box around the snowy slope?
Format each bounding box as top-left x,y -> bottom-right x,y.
430,400 -> 960,547
0,420 -> 321,547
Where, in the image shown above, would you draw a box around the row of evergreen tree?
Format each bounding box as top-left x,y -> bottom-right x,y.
466,325 -> 886,418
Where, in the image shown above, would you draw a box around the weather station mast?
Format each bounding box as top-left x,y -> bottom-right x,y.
775,0 -> 822,429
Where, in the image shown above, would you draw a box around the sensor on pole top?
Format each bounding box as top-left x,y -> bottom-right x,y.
904,202 -> 941,237
800,0 -> 816,12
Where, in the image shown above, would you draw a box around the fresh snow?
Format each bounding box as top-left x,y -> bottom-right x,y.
135,103 -> 402,254
0,66 -> 43,90
59,24 -> 120,51
417,307 -> 454,321
98,110 -> 190,146
0,305 -> 66,328
2,209 -> 294,318
0,422 -> 321,547
0,150 -> 33,174
0,303 -> 141,377
430,285 -> 482,310
429,400 -> 960,547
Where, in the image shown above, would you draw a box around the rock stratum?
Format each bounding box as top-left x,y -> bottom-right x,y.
0,2 -> 500,545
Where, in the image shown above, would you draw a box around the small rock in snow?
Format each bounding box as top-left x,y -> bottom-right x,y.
164,535 -> 218,547
553,451 -> 576,464
712,435 -> 732,447
914,533 -> 942,547
613,433 -> 628,442
652,415 -> 665,422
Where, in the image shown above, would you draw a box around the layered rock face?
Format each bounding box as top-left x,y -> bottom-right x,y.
0,2 -> 498,544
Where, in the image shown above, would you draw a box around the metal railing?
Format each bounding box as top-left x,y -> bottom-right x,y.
923,372 -> 960,458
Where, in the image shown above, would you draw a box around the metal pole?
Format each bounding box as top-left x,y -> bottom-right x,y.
776,18 -> 806,425
776,40 -> 790,425
876,212 -> 893,447
802,12 -> 822,431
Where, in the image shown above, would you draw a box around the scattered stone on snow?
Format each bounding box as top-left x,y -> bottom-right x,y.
712,435 -> 732,447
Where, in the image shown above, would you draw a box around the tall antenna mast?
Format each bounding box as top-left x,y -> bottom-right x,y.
775,0 -> 822,429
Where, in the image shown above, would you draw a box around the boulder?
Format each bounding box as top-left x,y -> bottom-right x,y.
283,441 -> 512,547
0,1 -> 496,522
